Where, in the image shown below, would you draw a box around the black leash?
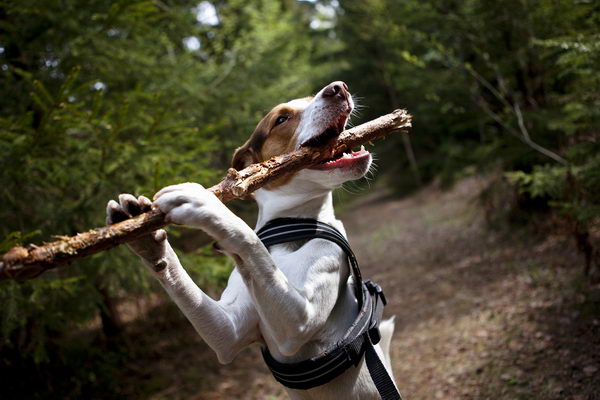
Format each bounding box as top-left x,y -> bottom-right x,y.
256,218 -> 402,400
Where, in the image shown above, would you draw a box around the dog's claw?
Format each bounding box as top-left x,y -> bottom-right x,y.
138,195 -> 153,212
153,259 -> 167,272
106,200 -> 129,224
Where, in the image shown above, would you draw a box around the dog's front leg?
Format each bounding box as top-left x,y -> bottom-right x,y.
106,193 -> 259,363
154,183 -> 344,357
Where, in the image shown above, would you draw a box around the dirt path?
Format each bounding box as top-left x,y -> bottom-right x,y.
124,176 -> 599,400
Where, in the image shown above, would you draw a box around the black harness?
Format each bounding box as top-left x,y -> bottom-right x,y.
256,218 -> 402,400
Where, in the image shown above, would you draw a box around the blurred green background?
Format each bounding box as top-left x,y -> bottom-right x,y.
0,0 -> 598,398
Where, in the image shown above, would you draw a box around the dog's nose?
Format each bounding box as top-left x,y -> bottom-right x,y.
322,81 -> 349,100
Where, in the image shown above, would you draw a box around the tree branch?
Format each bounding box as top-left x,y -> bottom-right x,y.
0,109 -> 411,281
465,63 -> 568,166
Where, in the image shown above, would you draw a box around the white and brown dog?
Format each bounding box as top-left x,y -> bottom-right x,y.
106,82 -> 396,399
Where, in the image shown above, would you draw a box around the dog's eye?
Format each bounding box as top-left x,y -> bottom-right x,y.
274,116 -> 288,126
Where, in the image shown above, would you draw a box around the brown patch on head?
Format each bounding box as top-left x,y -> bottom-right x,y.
232,99 -> 310,189
257,104 -> 301,160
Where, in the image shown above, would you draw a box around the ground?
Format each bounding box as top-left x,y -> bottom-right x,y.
119,176 -> 600,400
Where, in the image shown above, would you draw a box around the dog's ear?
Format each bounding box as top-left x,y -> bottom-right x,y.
232,125 -> 267,171
231,143 -> 257,171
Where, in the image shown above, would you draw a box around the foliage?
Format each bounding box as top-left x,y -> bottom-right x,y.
0,0 -> 327,397
1,0 -> 599,397
332,0 -> 592,170
331,0 -> 599,265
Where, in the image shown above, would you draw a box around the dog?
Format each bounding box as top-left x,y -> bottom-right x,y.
106,82 -> 397,399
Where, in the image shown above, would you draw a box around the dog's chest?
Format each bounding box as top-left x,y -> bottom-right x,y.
267,239 -> 348,285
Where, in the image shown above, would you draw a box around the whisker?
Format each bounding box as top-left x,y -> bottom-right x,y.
341,181 -> 362,195
351,94 -> 365,108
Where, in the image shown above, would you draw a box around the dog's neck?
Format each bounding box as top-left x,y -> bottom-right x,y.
254,187 -> 337,231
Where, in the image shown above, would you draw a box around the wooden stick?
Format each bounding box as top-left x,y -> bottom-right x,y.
0,109 -> 411,281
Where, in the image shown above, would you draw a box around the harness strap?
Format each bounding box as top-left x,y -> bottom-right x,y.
256,218 -> 402,400
257,218 -> 363,305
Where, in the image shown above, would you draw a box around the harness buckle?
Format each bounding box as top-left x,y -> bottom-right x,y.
344,340 -> 364,366
365,280 -> 387,306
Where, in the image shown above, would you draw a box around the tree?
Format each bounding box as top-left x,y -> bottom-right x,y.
332,0 -> 599,272
0,0 -> 326,396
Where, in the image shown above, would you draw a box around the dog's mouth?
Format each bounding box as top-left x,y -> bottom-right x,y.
300,114 -> 348,148
298,111 -> 371,170
310,145 -> 371,170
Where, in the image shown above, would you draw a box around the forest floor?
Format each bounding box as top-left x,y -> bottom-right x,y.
119,175 -> 600,400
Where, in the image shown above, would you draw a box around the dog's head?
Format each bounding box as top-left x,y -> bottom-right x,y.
232,81 -> 372,192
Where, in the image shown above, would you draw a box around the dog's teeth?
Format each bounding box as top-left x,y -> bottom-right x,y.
360,145 -> 365,152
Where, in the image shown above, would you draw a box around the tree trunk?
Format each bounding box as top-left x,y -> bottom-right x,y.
97,284 -> 123,344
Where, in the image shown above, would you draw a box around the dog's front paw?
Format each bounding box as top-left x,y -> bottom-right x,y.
106,194 -> 169,264
153,182 -> 224,228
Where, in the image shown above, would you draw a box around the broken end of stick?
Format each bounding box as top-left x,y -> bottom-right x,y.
3,246 -> 30,265
0,259 -> 47,281
1,246 -> 30,280
392,109 -> 412,128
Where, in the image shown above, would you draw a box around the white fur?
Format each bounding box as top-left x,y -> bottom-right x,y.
295,84 -> 355,147
107,83 -> 396,399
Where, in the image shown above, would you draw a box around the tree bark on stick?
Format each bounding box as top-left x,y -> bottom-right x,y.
0,109 -> 411,281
